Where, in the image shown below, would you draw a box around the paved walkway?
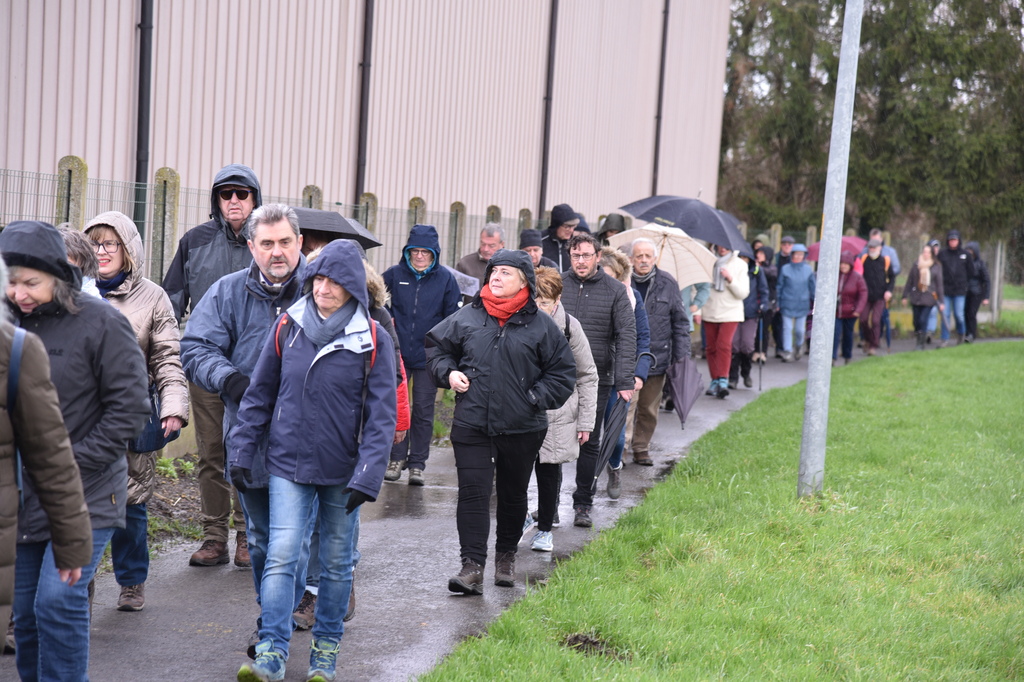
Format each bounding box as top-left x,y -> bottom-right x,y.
3,340 -> 917,681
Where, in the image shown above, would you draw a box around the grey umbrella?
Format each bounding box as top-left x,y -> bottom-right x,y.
664,355 -> 705,429
290,207 -> 382,249
590,394 -> 631,495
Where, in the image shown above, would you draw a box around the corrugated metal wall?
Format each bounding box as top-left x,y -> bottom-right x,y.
2,0 -> 730,219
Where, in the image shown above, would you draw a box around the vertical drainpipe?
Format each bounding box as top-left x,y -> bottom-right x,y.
134,0 -> 154,234
651,0 -> 670,196
537,0 -> 559,220
354,0 -> 375,205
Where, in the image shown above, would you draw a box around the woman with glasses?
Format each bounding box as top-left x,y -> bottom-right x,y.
84,211 -> 189,612
1,221 -> 149,681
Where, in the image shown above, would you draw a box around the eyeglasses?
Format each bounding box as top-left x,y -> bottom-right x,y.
570,252 -> 596,262
218,188 -> 251,201
93,240 -> 122,254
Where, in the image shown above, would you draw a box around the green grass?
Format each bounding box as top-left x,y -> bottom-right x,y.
1002,283 -> 1024,301
424,341 -> 1024,681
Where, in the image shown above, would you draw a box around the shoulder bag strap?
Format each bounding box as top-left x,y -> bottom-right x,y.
9,328 -> 27,509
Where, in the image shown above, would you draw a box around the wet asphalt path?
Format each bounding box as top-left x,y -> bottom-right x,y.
2,341 -> 916,681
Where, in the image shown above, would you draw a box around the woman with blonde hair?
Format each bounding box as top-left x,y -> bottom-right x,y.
901,243 -> 944,351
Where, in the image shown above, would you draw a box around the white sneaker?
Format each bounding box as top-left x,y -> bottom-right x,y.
520,512 -> 535,543
531,530 -> 554,552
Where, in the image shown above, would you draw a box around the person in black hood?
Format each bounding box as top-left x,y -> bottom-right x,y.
541,203 -> 579,271
162,163 -> 262,569
963,241 -> 990,342
426,249 -> 575,595
936,229 -> 975,346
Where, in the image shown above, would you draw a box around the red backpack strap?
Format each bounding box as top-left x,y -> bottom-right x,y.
274,314 -> 291,357
370,318 -> 377,368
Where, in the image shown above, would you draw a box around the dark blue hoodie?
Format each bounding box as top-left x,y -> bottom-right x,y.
383,225 -> 462,368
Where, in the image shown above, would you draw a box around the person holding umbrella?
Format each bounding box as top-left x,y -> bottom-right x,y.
701,244 -> 749,398
426,250 -> 575,594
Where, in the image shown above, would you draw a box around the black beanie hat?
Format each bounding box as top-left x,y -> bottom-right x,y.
550,204 -> 576,229
947,229 -> 961,241
518,229 -> 543,249
0,220 -> 81,286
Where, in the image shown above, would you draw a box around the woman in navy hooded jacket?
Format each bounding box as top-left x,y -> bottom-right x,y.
382,224 -> 461,485
230,239 -> 397,682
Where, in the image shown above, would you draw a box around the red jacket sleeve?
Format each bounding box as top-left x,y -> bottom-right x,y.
395,355 -> 411,432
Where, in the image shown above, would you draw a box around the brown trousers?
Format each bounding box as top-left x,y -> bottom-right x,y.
190,382 -> 245,542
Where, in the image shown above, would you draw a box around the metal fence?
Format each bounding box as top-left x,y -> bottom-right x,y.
0,168 -> 67,226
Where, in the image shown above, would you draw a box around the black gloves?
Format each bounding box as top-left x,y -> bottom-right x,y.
223,373 -> 251,403
230,466 -> 253,493
344,489 -> 374,515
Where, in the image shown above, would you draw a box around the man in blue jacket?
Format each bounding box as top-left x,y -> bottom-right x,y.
180,203 -> 306,657
382,225 -> 461,486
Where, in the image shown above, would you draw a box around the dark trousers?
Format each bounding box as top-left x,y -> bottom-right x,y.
450,424 -> 546,566
912,305 -> 933,334
533,461 -> 561,532
860,299 -> 886,350
572,383 -> 614,509
965,293 -> 984,338
772,310 -> 784,354
390,365 -> 436,470
833,317 -> 857,360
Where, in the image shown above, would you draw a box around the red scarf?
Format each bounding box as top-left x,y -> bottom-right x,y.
480,284 -> 530,326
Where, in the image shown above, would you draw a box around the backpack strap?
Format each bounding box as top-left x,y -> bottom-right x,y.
274,314 -> 291,357
8,328 -> 27,510
357,320 -> 380,444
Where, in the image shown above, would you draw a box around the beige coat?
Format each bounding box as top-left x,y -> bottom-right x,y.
85,211 -> 189,504
701,251 -> 750,323
1,323 -> 93,609
538,305 -> 598,464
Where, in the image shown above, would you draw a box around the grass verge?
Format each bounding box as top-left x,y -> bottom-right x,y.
423,340 -> 1024,680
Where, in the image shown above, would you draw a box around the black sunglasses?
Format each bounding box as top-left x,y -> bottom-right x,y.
218,188 -> 251,201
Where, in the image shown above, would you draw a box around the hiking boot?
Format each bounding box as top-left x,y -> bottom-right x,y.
531,530 -> 554,552
235,531 -> 252,568
573,505 -> 592,528
743,374 -> 752,388
448,557 -> 484,595
606,464 -> 622,499
408,468 -> 425,486
794,347 -> 803,361
293,590 -> 317,630
343,581 -> 355,623
306,636 -> 340,682
705,382 -> 721,397
494,551 -> 516,587
727,379 -> 738,390
189,539 -> 229,566
632,452 -> 653,467
531,509 -> 559,528
238,640 -> 286,682
4,614 -> 14,655
915,331 -> 926,351
384,459 -> 406,482
117,583 -> 145,611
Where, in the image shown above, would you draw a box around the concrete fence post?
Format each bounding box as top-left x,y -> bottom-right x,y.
56,155 -> 88,230
409,197 -> 425,228
359,193 -> 378,235
449,202 -> 466,268
518,209 -> 532,233
486,205 -> 501,223
151,167 -> 180,282
769,223 -> 782,251
737,221 -> 748,240
303,185 -> 323,210
805,224 -> 819,246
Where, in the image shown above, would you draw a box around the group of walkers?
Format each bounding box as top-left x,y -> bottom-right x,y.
0,163 -> 994,682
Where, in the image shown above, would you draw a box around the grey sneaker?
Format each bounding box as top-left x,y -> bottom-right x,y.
384,459 -> 406,481
573,505 -> 592,528
408,468 -> 425,486
448,557 -> 484,595
520,512 -> 535,543
606,465 -> 622,499
531,530 -> 554,552
117,583 -> 145,612
293,590 -> 316,630
306,636 -> 340,682
494,551 -> 516,587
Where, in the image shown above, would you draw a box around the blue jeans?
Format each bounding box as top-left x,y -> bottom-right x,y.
305,504 -> 360,591
260,476 -> 358,657
941,295 -> 966,339
927,306 -> 938,334
14,526 -> 115,682
833,318 -> 857,360
111,502 -> 148,586
781,314 -> 807,353
238,486 -> 309,612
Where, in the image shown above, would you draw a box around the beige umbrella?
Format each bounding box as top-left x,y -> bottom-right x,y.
606,225 -> 716,289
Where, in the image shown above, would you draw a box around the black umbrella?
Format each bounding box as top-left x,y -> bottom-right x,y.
590,394 -> 631,495
620,196 -> 749,255
664,356 -> 705,429
291,207 -> 382,249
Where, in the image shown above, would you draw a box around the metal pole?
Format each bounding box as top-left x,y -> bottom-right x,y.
651,0 -> 670,196
798,0 -> 864,497
537,0 -> 559,219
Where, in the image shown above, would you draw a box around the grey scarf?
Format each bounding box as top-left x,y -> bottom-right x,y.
712,252 -> 732,292
302,296 -> 358,350
632,267 -> 657,284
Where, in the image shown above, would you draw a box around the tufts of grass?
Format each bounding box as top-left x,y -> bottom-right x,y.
155,456 -> 178,480
422,341 -> 1024,680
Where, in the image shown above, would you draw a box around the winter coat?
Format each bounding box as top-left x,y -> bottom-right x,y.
229,240 -> 397,498
936,244 -> 974,297
758,246 -> 779,305
162,164 -> 262,320
561,268 -> 637,390
632,268 -> 691,376
859,253 -> 896,302
537,306 -> 597,464
741,261 -> 769,320
541,227 -> 570,272
180,259 -> 306,487
86,211 -> 189,505
454,251 -> 488,284
836,256 -> 868,319
1,324 -> 92,609
632,288 -> 653,382
965,242 -> 990,299
776,260 -> 816,317
426,250 -> 576,436
903,262 -> 944,308
383,225 -> 462,370
702,252 -> 751,323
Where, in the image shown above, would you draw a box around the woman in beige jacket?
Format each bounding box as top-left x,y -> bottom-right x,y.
84,210 -> 189,612
700,245 -> 749,398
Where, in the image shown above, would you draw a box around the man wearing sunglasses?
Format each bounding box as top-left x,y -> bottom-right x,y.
162,164 -> 262,570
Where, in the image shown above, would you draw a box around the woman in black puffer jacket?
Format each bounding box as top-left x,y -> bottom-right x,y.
426,249 -> 575,595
